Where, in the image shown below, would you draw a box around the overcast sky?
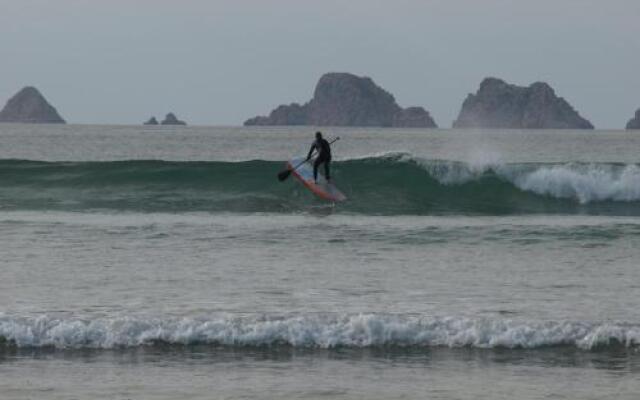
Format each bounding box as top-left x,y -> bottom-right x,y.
0,0 -> 638,128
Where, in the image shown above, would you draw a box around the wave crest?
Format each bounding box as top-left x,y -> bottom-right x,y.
1,314 -> 639,350
511,164 -> 640,204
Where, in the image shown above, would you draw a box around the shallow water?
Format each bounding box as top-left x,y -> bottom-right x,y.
2,347 -> 640,400
1,125 -> 640,399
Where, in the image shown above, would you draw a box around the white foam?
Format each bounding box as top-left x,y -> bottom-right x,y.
336,151 -> 412,162
511,164 -> 640,204
409,157 -> 640,204
417,159 -> 490,184
1,314 -> 639,350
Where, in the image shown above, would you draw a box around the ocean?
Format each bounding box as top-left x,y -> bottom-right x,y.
1,124 -> 640,399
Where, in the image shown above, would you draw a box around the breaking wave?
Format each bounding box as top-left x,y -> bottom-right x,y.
1,314 -> 639,351
1,156 -> 640,215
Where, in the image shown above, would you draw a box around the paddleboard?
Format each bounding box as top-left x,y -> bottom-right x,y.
287,157 -> 347,202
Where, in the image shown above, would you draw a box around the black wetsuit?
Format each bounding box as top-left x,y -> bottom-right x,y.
307,138 -> 332,182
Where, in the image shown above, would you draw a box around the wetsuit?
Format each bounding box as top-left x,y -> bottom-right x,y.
307,138 -> 332,182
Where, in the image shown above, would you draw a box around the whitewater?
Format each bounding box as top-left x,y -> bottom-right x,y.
2,125 -> 640,400
3,314 -> 640,350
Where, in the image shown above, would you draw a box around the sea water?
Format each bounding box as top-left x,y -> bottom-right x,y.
1,125 -> 640,399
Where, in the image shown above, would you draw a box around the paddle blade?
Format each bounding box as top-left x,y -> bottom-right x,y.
277,169 -> 292,182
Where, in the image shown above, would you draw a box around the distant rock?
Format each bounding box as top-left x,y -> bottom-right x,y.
0,86 -> 66,124
245,72 -> 437,128
626,109 -> 640,129
245,103 -> 308,126
393,107 -> 437,128
161,113 -> 186,126
144,116 -> 159,125
453,78 -> 593,129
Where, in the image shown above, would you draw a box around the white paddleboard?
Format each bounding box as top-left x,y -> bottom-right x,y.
287,157 -> 347,202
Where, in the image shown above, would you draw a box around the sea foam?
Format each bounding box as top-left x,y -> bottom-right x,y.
409,156 -> 640,204
1,314 -> 639,350
511,164 -> 640,204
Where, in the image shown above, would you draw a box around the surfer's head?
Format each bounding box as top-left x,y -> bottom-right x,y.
315,131 -> 322,140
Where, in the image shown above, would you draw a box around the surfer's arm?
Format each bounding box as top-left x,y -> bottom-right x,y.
306,144 -> 316,160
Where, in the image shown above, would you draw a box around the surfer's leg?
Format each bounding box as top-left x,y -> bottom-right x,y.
324,159 -> 331,181
313,158 -> 321,183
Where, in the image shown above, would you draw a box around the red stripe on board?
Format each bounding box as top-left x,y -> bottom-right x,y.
288,161 -> 338,202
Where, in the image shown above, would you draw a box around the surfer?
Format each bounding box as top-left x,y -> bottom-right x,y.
306,131 -> 332,183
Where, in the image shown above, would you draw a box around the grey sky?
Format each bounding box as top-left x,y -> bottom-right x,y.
0,0 -> 638,128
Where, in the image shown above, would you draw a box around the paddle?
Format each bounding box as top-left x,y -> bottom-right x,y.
277,137 -> 340,182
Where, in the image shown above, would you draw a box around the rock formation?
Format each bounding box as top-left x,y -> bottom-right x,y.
245,72 -> 437,128
161,113 -> 186,125
453,78 -> 593,129
144,116 -> 159,125
393,107 -> 436,128
0,86 -> 66,123
626,109 -> 640,129
245,103 -> 308,126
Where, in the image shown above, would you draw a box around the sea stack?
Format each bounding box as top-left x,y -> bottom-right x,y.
161,113 -> 186,125
144,116 -> 159,125
245,72 -> 437,128
453,78 -> 593,129
0,86 -> 66,124
626,109 -> 640,129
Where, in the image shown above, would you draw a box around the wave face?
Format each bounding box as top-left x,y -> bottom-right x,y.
1,156 -> 640,215
1,314 -> 639,351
